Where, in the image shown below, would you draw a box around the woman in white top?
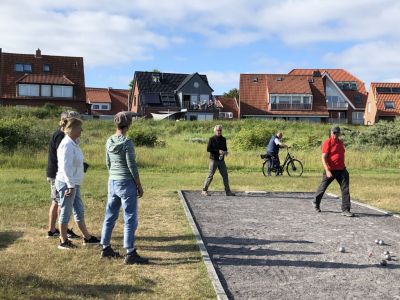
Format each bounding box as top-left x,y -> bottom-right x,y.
55,117 -> 99,249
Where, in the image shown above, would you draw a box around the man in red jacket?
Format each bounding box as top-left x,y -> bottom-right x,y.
313,126 -> 354,217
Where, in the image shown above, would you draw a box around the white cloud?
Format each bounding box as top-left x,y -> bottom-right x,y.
202,71 -> 240,94
324,41 -> 400,86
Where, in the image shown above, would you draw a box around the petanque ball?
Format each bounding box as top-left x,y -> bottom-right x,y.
384,250 -> 390,255
380,260 -> 387,266
385,255 -> 392,261
339,247 -> 345,253
378,240 -> 384,245
375,239 -> 379,244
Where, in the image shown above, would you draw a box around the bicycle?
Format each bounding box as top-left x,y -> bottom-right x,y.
260,148 -> 303,177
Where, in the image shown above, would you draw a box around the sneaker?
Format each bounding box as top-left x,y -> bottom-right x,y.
226,191 -> 236,196
101,246 -> 121,258
124,249 -> 149,265
67,228 -> 80,239
58,239 -> 77,250
313,203 -> 321,212
47,229 -> 60,238
341,210 -> 355,217
201,191 -> 210,196
83,235 -> 101,245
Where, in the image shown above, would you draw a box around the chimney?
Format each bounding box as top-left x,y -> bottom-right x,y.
312,70 -> 321,77
35,48 -> 42,58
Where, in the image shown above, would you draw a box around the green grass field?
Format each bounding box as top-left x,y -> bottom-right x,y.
0,116 -> 399,299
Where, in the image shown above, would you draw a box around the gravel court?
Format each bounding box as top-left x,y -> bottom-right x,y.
181,191 -> 400,300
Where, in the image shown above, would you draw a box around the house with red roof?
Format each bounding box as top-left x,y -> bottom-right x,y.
239,69 -> 367,124
86,87 -> 129,116
214,96 -> 239,119
288,69 -> 367,124
0,48 -> 87,112
364,83 -> 400,125
239,72 -> 328,122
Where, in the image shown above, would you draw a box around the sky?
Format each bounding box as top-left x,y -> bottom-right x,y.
1,0 -> 400,94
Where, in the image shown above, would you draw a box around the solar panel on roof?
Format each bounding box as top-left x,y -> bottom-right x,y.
376,87 -> 392,93
391,88 -> 400,93
142,93 -> 161,104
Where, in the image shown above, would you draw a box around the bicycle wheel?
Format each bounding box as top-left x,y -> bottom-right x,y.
286,159 -> 303,176
262,160 -> 270,177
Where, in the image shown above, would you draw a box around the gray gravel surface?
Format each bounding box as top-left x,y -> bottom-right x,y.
182,191 -> 400,300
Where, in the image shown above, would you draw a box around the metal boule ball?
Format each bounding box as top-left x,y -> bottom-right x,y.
380,260 -> 387,266
378,240 -> 384,245
375,239 -> 379,244
385,254 -> 392,261
383,250 -> 390,255
339,247 -> 345,253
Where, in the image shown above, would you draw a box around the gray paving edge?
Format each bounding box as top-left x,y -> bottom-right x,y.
177,190 -> 228,300
326,192 -> 400,219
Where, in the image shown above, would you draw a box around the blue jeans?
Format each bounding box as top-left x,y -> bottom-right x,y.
55,180 -> 85,225
101,179 -> 138,249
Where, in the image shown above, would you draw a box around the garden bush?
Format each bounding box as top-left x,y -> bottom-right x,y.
128,126 -> 159,147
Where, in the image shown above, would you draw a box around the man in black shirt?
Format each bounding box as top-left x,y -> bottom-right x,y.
202,125 -> 235,196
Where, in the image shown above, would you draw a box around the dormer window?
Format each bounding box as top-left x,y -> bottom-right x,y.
252,77 -> 258,83
384,101 -> 395,109
15,63 -> 32,72
43,64 -> 50,72
276,77 -> 283,81
152,74 -> 160,83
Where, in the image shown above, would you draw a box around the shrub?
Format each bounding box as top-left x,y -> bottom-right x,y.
128,126 -> 159,147
232,125 -> 273,150
350,120 -> 400,148
0,118 -> 50,151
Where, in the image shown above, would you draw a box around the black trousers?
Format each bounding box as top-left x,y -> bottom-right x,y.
314,169 -> 351,212
203,159 -> 231,192
267,153 -> 280,175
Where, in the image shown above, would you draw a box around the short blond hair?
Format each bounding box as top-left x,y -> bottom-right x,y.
62,117 -> 82,135
214,125 -> 222,132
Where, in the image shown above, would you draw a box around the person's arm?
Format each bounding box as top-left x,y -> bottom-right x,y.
105,142 -> 111,171
207,137 -> 216,153
58,142 -> 76,194
126,140 -> 143,197
274,138 -> 287,148
321,153 -> 332,178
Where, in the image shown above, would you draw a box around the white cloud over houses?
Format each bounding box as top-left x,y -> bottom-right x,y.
202,71 -> 240,94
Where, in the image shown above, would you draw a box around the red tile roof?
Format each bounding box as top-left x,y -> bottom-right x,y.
266,74 -> 312,94
239,73 -> 328,116
289,68 -> 368,109
86,87 -> 128,115
17,74 -> 74,85
215,96 -> 239,118
86,88 -> 111,103
0,49 -> 85,102
370,82 -> 400,116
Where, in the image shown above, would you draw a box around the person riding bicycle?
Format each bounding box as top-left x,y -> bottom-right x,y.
266,132 -> 287,176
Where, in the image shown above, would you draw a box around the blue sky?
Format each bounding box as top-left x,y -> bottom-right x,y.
2,0 -> 400,94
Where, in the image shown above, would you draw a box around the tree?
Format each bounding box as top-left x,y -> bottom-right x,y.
223,88 -> 239,99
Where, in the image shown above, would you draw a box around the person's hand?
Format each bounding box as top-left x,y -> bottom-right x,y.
65,188 -> 74,197
46,177 -> 54,184
325,170 -> 333,178
137,185 -> 144,198
219,150 -> 224,155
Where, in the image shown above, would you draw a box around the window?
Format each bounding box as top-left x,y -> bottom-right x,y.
41,85 -> 51,97
354,94 -> 362,106
43,64 -> 50,72
92,104 -> 100,110
18,84 -> 39,96
292,96 -> 301,104
337,81 -> 357,91
152,75 -> 160,83
15,64 -> 32,72
302,96 -> 311,104
278,96 -> 290,103
352,112 -> 364,124
384,101 -> 395,109
101,104 -> 109,110
270,96 -> 276,103
368,102 -> 371,113
219,112 -> 233,119
252,77 -> 258,83
53,85 -> 73,98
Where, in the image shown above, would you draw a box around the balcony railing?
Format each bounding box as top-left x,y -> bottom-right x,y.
270,103 -> 312,110
328,118 -> 348,124
327,101 -> 348,109
352,118 -> 364,125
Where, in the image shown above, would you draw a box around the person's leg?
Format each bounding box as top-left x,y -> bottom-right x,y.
118,180 -> 138,251
71,186 -> 91,239
48,201 -> 58,232
314,171 -> 335,209
217,160 -> 232,193
56,180 -> 74,243
101,179 -> 122,247
336,169 -> 351,212
274,156 -> 281,175
203,160 -> 218,191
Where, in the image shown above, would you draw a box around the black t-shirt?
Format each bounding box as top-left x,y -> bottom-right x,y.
207,135 -> 227,160
46,128 -> 65,178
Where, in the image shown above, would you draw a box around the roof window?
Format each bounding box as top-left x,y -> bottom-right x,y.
384,101 -> 395,109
